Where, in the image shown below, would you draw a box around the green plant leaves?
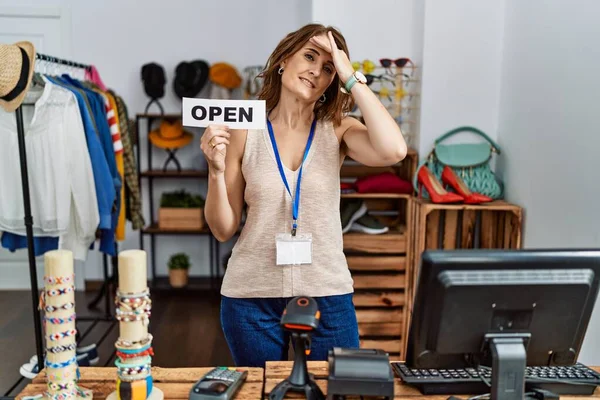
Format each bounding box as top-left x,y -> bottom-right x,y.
168,252 -> 191,270
160,190 -> 205,208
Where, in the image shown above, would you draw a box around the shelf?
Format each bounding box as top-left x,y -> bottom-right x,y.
341,193 -> 411,199
136,113 -> 181,119
343,227 -> 407,254
140,170 -> 208,178
151,276 -> 222,292
352,273 -> 406,290
414,198 -> 522,213
142,223 -> 212,235
347,255 -> 406,272
142,223 -> 244,236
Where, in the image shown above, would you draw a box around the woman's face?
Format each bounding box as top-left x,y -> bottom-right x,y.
280,36 -> 336,103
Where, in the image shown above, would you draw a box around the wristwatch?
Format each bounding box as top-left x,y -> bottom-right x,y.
341,71 -> 367,94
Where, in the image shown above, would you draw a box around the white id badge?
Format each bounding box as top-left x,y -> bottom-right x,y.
276,233 -> 313,265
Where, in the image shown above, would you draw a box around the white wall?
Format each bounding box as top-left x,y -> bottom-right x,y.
418,0 -> 505,157
496,0 -> 600,364
312,0 -> 423,63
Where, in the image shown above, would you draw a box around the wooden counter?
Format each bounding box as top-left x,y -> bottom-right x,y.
15,363 -> 600,399
265,361 -> 600,399
18,367 -> 264,400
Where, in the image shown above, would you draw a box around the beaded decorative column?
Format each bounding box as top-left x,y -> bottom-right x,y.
107,250 -> 163,400
43,250 -> 92,400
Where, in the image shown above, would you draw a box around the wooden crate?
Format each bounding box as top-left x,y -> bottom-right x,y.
19,367 -> 264,400
411,198 -> 523,286
349,252 -> 410,359
404,198 -> 524,351
341,196 -> 412,255
158,207 -> 205,230
344,228 -> 407,254
340,150 -> 418,361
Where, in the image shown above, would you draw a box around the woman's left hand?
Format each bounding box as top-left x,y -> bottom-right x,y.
309,31 -> 355,83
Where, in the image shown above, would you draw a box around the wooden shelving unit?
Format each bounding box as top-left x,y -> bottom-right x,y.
341,148 -> 418,361
141,223 -> 212,235
135,113 -> 222,289
341,193 -> 411,199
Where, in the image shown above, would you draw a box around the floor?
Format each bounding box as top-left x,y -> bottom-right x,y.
0,288 -> 233,397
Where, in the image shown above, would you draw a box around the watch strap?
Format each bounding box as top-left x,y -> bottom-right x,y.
344,74 -> 358,93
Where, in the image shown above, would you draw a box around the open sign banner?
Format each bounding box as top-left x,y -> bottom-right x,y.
182,98 -> 266,129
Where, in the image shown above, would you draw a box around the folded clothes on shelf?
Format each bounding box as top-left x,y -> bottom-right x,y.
355,172 -> 413,194
340,182 -> 356,194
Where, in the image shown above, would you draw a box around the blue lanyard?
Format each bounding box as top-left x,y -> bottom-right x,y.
267,117 -> 317,236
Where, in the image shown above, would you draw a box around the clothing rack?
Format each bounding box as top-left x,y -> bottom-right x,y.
35,52 -> 92,71
5,53 -> 117,396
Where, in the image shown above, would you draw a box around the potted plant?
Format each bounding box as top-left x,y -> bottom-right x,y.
158,190 -> 205,230
168,253 -> 191,288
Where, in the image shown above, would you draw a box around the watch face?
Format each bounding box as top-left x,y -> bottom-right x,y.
355,71 -> 367,83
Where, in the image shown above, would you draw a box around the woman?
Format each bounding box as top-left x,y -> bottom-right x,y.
201,23 -> 407,367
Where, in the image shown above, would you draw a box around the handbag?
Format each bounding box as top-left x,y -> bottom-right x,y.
414,126 -> 504,199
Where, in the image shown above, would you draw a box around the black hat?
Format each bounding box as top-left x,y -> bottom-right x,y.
141,62 -> 166,100
173,60 -> 210,98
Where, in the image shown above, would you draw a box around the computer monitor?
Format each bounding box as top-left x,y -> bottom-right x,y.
405,248 -> 600,399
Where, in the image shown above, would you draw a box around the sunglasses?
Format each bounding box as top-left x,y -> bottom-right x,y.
379,58 -> 414,69
374,86 -> 414,103
365,74 -> 394,86
352,59 -> 377,75
365,73 -> 411,87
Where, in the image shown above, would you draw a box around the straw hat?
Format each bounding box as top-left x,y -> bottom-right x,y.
149,120 -> 193,149
0,41 -> 36,112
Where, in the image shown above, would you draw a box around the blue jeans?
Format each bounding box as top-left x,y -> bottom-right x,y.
220,294 -> 359,367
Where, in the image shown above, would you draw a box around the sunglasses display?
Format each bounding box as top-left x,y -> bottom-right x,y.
243,65 -> 264,99
349,56 -> 419,147
365,73 -> 411,87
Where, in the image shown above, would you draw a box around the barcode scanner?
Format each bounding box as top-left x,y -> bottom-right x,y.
269,296 -> 325,400
281,296 -> 320,332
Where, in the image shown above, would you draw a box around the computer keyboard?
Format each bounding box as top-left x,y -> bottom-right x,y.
392,362 -> 600,396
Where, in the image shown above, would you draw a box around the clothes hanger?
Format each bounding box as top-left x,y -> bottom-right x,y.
31,58 -> 46,88
22,60 -> 46,106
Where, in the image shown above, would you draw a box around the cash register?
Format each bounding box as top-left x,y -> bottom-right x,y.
393,248 -> 600,400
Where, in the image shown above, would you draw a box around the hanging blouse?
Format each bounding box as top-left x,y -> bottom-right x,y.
0,78 -> 99,260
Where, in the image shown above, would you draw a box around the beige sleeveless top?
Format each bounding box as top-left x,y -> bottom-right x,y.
220,119 -> 354,298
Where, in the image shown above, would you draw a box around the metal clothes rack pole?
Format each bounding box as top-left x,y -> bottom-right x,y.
7,53 -> 118,395
14,104 -> 45,377
35,52 -> 91,70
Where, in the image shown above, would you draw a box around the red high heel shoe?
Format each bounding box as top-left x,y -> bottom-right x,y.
441,166 -> 493,204
417,166 -> 464,204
